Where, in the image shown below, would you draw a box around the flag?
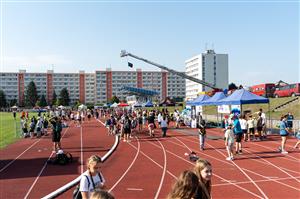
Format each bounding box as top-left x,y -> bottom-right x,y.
128,62 -> 133,68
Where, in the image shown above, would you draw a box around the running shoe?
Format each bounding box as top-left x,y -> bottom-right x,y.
281,151 -> 288,154
226,157 -> 232,161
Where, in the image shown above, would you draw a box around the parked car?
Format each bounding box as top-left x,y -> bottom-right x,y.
273,83 -> 300,98
250,83 -> 275,97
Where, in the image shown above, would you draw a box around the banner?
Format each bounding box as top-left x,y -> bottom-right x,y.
217,105 -> 230,114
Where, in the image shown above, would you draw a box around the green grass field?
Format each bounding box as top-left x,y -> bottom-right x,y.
0,112 -> 38,149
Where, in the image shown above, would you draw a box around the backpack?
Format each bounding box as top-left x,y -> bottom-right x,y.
131,119 -> 137,129
52,152 -> 73,165
73,173 -> 103,199
124,119 -> 130,129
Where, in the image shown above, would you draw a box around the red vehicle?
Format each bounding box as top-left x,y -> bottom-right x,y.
274,83 -> 300,98
250,83 -> 275,97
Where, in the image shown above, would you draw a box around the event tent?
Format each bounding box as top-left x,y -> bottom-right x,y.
186,94 -> 210,106
144,101 -> 154,107
216,89 -> 269,105
110,102 -> 118,108
201,92 -> 226,106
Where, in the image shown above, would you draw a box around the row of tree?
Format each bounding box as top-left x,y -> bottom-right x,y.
0,81 -> 70,108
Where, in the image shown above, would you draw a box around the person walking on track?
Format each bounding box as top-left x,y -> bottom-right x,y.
197,115 -> 206,150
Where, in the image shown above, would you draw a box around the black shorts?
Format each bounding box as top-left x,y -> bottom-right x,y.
235,134 -> 243,142
52,132 -> 61,142
123,128 -> 131,134
280,134 -> 289,137
257,126 -> 263,131
249,128 -> 255,134
242,129 -> 247,134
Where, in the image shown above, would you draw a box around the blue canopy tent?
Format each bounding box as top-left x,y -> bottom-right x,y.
144,101 -> 154,107
201,92 -> 226,106
186,94 -> 211,106
216,89 -> 270,128
216,89 -> 269,105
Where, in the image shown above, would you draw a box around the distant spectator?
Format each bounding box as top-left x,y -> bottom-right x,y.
287,112 -> 294,129
247,115 -> 255,141
80,155 -> 105,199
259,108 -> 267,139
278,115 -> 290,154
167,170 -> 199,199
13,110 -> 16,120
225,124 -> 235,161
193,159 -> 212,199
232,115 -> 243,154
197,115 -> 206,151
161,115 -> 168,137
293,129 -> 300,150
90,190 -> 114,199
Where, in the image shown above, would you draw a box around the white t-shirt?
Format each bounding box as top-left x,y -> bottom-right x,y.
79,171 -> 105,194
160,119 -> 168,128
225,129 -> 234,144
239,119 -> 248,130
247,119 -> 255,129
261,112 -> 266,125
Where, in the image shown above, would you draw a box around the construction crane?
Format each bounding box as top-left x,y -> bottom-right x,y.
120,50 -> 221,91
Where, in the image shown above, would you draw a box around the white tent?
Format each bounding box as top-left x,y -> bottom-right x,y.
78,104 -> 87,110
11,105 -> 18,109
58,105 -> 65,109
110,102 -> 118,108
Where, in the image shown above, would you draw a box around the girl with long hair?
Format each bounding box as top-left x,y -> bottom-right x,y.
167,170 -> 199,199
193,159 -> 212,199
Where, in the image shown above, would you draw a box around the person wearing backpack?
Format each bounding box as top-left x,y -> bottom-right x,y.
79,155 -> 105,199
123,116 -> 131,142
50,116 -> 62,153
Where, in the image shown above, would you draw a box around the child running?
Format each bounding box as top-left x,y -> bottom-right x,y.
225,124 -> 235,160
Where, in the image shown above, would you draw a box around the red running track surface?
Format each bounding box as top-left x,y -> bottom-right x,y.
1,119 -> 300,199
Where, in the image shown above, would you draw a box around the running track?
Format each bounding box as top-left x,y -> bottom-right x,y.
0,118 -> 299,199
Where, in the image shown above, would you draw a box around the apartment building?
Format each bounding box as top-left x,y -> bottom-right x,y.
1,68 -> 185,105
185,50 -> 228,101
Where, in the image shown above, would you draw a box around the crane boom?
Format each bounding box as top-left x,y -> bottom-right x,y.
120,50 -> 219,90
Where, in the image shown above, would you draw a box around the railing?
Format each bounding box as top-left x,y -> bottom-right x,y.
41,134 -> 119,199
202,114 -> 300,132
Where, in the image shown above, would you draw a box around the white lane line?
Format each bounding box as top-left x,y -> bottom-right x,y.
24,127 -> 70,198
80,126 -> 83,174
242,168 -> 300,191
127,188 -> 143,191
214,176 -> 300,187
154,138 -> 167,199
177,135 -> 300,175
147,141 -> 264,199
174,131 -> 300,188
0,139 -> 41,173
205,142 -> 269,199
173,135 -> 268,199
128,143 -> 178,180
108,137 -> 140,192
243,147 -> 300,183
249,142 -> 300,162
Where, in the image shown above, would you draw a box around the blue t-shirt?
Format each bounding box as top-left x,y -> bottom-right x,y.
279,121 -> 288,136
233,119 -> 242,134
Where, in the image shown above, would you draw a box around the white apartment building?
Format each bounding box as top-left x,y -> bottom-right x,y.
185,50 -> 228,101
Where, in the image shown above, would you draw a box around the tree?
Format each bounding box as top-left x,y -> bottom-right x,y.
228,83 -> 238,90
51,90 -> 57,106
38,94 -> 47,107
9,99 -> 17,107
110,95 -> 119,103
59,88 -> 70,106
25,81 -> 38,107
0,90 -> 7,108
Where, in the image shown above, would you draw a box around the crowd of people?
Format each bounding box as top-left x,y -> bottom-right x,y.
14,106 -> 299,199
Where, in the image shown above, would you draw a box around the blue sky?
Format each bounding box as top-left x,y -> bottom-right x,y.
1,0 -> 299,86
